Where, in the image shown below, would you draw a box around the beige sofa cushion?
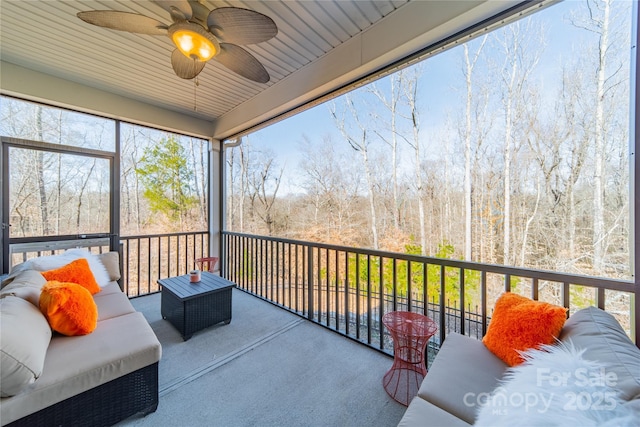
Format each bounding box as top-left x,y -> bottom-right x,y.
398,396 -> 471,427
0,296 -> 52,397
0,311 -> 162,424
418,333 -> 507,424
94,291 -> 136,322
99,282 -> 125,296
560,306 -> 640,402
0,270 -> 46,306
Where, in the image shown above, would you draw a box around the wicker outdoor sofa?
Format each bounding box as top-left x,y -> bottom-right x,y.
0,250 -> 162,426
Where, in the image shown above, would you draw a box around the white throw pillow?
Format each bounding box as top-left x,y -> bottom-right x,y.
474,341 -> 637,426
15,248 -> 111,287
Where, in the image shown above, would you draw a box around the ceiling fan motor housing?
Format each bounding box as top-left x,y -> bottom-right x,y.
168,21 -> 220,61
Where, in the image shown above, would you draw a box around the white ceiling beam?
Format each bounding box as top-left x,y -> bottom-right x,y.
0,61 -> 215,139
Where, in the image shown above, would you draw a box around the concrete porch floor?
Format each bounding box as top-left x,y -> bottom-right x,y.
117,288 -> 406,427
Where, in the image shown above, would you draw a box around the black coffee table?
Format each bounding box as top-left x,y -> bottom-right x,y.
159,272 -> 236,340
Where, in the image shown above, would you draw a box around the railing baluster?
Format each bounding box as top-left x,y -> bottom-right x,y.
176,235 -> 180,277
317,246 -> 322,320
439,265 -> 446,345
345,251 -> 349,336
157,236 -> 161,282
146,237 -> 151,293
563,281 -> 570,316
288,243 -> 292,309
136,238 -> 141,296
392,259 -> 397,312
294,244 -> 299,313
423,263 -> 428,317
379,256 -> 385,350
481,271 -> 487,337
356,253 -> 361,340
306,245 -> 313,321
367,254 -> 372,344
596,287 -> 605,310
270,239 -> 274,300
407,260 -> 412,312
335,249 -> 339,330
276,241 -> 281,305
254,238 -> 259,295
325,248 -> 330,327
125,239 -> 130,293
459,268 -> 465,336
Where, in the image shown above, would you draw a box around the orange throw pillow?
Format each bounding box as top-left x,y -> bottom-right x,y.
41,258 -> 100,295
482,292 -> 567,366
39,281 -> 98,336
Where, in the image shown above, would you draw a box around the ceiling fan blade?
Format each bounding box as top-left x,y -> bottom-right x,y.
77,11 -> 168,35
171,49 -> 206,79
207,7 -> 277,45
151,0 -> 192,21
216,43 -> 269,83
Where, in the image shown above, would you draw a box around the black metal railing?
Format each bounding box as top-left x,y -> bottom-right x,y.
222,231 -> 637,357
119,231 -> 209,296
8,231 -> 209,298
8,230 -> 637,357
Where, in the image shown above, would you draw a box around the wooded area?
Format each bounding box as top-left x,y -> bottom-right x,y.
225,0 -> 633,283
1,101 -> 209,238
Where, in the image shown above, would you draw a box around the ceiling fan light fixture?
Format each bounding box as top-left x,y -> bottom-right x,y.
168,21 -> 219,61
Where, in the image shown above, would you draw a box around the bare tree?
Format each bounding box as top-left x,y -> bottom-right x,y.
188,138 -> 207,225
226,145 -> 238,230
34,106 -> 50,235
493,19 -> 543,265
76,159 -> 97,232
369,73 -> 403,228
461,36 -> 487,261
330,95 -> 380,249
120,128 -> 144,233
399,68 -> 427,254
296,135 -> 362,242
248,153 -> 283,235
571,0 -> 629,273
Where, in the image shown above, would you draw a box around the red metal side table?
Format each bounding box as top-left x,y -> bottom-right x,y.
382,311 -> 438,406
196,256 -> 218,272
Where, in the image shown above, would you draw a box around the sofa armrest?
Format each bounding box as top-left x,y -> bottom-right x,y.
560,306 -> 640,403
418,333 -> 507,424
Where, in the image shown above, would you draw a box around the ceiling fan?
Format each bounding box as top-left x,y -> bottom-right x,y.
77,0 -> 277,83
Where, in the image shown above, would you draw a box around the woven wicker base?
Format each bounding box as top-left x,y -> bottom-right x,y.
7,362 -> 159,427
160,274 -> 234,340
162,287 -> 232,340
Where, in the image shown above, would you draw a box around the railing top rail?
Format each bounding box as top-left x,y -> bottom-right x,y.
10,237 -> 110,253
221,231 -> 634,292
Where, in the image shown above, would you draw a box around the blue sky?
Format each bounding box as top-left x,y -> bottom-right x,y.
240,0 -> 630,195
